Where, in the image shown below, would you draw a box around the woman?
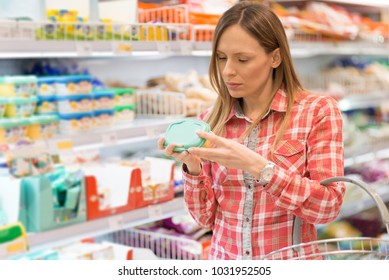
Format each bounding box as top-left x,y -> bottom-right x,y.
158,1 -> 345,260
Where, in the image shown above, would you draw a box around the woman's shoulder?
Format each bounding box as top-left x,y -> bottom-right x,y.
296,91 -> 340,113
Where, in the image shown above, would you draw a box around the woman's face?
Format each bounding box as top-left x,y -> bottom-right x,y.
216,24 -> 276,100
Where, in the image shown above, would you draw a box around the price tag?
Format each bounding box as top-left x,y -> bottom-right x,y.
76,42 -> 92,56
180,41 -> 193,55
45,139 -> 73,155
57,139 -> 74,150
157,42 -> 171,53
108,215 -> 124,231
102,132 -> 118,145
112,42 -> 133,54
148,204 -> 163,219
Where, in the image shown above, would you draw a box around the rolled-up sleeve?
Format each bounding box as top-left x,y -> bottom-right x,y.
182,160 -> 217,229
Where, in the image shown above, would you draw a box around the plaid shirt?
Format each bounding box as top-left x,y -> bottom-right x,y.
183,88 -> 345,260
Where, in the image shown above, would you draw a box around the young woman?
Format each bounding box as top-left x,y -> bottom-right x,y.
158,1 -> 345,260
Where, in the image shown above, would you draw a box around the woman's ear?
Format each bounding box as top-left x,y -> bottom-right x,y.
271,48 -> 281,68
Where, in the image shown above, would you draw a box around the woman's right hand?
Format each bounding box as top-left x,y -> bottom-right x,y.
157,137 -> 202,176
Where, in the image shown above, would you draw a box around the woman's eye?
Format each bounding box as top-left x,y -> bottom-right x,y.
238,59 -> 248,63
217,56 -> 227,61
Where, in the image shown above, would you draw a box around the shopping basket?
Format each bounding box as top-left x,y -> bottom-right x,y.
261,176 -> 389,260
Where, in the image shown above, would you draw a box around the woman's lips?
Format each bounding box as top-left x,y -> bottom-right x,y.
226,82 -> 241,90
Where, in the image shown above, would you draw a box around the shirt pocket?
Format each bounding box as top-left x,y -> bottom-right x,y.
273,139 -> 306,174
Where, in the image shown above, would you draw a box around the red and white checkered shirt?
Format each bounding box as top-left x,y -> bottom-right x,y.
183,88 -> 345,260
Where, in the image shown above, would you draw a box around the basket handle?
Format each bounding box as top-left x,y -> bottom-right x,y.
292,176 -> 389,248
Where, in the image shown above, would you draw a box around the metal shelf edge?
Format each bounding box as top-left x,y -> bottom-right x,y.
27,197 -> 186,253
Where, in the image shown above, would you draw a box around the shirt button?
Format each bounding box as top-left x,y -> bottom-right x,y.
246,217 -> 250,222
199,180 -> 204,184
245,251 -> 250,255
248,185 -> 252,190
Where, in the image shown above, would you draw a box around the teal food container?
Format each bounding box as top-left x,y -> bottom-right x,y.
4,96 -> 38,118
0,75 -> 37,97
0,118 -> 29,144
27,115 -> 60,140
164,119 -> 210,152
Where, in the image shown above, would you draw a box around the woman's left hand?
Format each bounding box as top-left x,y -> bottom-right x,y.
188,131 -> 266,173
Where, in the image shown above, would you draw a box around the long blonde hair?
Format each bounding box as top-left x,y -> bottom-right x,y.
206,1 -> 303,152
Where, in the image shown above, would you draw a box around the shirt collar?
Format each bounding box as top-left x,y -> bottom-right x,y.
225,88 -> 289,123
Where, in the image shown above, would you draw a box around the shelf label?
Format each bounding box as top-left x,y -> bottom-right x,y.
148,204 -> 163,219
112,42 -> 133,54
48,139 -> 74,151
76,42 -> 93,56
157,42 -> 171,53
102,132 -> 118,145
108,215 -> 124,231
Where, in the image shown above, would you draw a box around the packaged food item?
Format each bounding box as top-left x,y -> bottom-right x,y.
57,94 -> 93,114
4,96 -> 38,118
27,115 -> 60,140
36,95 -> 58,115
55,75 -> 92,95
163,119 -> 210,152
37,77 -> 58,96
0,76 -> 37,97
111,88 -> 135,106
8,152 -> 54,178
92,91 -> 115,110
0,77 -> 14,97
93,110 -> 115,128
59,112 -> 94,133
14,76 -> 37,97
114,105 -> 136,123
0,118 -> 29,144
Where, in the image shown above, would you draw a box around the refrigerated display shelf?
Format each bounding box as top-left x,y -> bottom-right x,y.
26,197 -> 187,254
340,186 -> 389,218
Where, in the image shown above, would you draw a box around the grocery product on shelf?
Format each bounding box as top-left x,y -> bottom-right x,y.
0,222 -> 28,259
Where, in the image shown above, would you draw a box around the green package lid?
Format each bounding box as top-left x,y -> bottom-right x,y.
0,118 -> 29,128
28,115 -> 59,125
115,104 -> 136,111
0,97 -> 7,104
0,224 -> 23,243
164,119 -> 210,152
6,96 -> 38,105
110,88 -> 135,95
0,75 -> 37,84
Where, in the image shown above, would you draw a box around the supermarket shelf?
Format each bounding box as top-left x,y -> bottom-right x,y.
338,92 -> 388,111
276,0 -> 389,7
344,145 -> 389,168
46,117 -> 176,150
27,197 -> 187,253
289,41 -> 389,58
0,40 -> 193,58
0,40 -> 388,58
339,186 -> 389,218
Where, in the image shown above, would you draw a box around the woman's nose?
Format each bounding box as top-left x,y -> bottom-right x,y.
223,60 -> 237,77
